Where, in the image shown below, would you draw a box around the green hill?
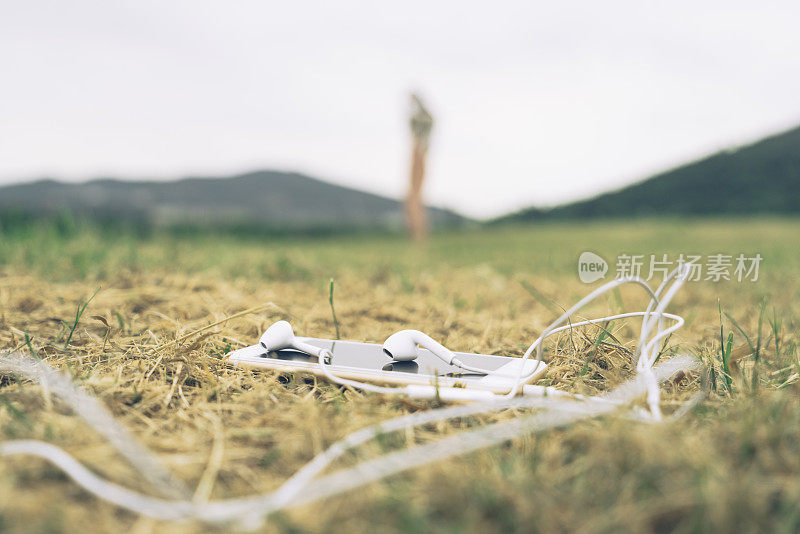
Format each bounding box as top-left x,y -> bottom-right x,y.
0,170 -> 468,232
496,124 -> 800,222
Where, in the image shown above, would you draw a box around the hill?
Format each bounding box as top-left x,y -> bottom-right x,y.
0,170 -> 468,232
496,124 -> 800,222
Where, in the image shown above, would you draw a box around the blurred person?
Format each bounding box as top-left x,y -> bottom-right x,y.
406,93 -> 433,242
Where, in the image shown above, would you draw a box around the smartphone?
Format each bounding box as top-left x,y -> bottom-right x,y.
226,337 -> 547,394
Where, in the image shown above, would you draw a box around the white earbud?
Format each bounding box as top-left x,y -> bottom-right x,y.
382,329 -> 516,378
382,330 -> 457,365
259,320 -> 326,358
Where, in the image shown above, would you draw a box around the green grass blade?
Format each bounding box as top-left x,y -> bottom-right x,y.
63,287 -> 101,349
329,278 -> 341,340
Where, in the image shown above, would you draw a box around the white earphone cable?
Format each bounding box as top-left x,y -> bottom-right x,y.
0,354 -> 699,524
313,267 -> 689,411
0,266 -> 699,526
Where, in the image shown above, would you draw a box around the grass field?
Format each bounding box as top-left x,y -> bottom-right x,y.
1,217 -> 799,533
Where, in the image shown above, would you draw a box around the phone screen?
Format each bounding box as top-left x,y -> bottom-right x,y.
235,337 -> 516,379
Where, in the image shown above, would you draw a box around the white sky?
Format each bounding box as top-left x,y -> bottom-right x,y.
2,1 -> 799,218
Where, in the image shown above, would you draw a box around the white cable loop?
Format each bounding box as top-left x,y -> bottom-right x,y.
0,355 -> 700,524
0,266 -> 699,526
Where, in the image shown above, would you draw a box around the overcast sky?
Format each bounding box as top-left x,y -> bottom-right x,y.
2,1 -> 799,218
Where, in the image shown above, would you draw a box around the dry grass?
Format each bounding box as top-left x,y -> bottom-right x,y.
1,218 -> 799,532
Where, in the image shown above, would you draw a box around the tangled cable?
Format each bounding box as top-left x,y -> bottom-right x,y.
314,266 -> 690,417
0,267 -> 701,527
